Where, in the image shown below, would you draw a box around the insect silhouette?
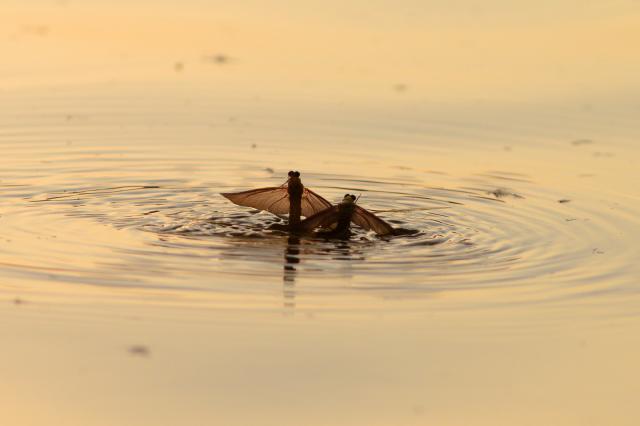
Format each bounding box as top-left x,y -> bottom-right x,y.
300,194 -> 395,238
221,171 -> 396,237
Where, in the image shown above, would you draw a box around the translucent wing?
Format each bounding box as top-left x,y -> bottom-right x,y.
352,205 -> 395,235
298,205 -> 340,233
301,188 -> 332,217
221,186 -> 290,215
222,184 -> 331,218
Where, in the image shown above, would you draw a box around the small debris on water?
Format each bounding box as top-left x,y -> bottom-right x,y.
558,199 -> 571,203
592,248 -> 604,255
264,167 -> 274,173
393,83 -> 408,93
488,188 -> 524,199
13,298 -> 25,305
204,54 -> 230,64
128,345 -> 151,357
251,143 -> 257,149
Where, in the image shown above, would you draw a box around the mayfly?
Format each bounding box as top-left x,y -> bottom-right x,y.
221,171 -> 332,230
299,194 -> 396,238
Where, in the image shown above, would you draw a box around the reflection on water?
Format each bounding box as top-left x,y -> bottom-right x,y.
283,236 -> 300,310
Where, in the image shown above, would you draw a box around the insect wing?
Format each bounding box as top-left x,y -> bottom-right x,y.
301,187 -> 333,217
221,186 -> 290,215
298,205 -> 340,233
352,205 -> 395,235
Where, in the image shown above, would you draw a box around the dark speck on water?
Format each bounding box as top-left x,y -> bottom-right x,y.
488,188 -> 524,199
558,199 -> 571,203
204,54 -> 230,64
128,345 -> 151,357
393,84 -> 408,93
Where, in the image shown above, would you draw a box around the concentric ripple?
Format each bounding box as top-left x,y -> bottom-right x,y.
1,87 -> 639,315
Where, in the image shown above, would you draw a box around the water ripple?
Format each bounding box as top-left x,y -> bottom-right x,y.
1,90 -> 639,317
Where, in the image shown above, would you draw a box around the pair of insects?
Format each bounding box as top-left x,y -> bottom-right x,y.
221,171 -> 395,238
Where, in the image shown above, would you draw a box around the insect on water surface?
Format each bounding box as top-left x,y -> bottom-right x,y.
221,171 -> 396,237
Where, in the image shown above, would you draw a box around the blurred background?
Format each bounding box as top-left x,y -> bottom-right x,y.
3,0 -> 640,101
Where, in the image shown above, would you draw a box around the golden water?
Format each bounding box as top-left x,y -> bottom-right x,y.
1,1 -> 640,425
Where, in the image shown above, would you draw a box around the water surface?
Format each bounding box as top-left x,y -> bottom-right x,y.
1,2 -> 640,425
